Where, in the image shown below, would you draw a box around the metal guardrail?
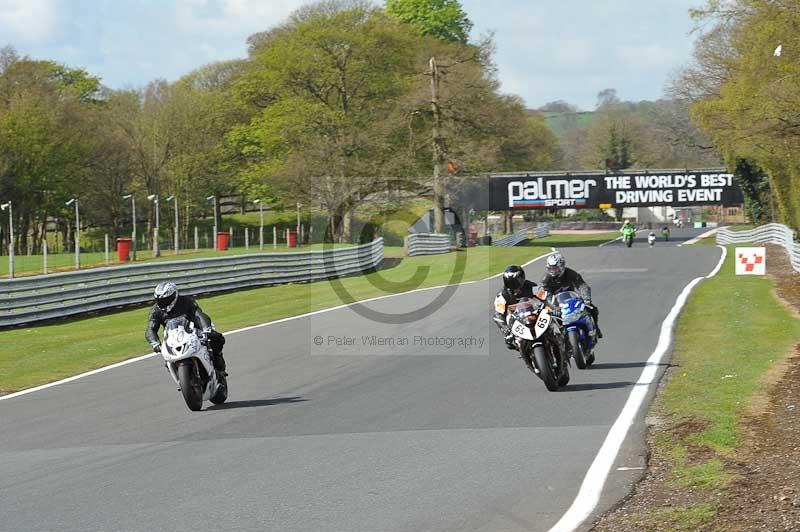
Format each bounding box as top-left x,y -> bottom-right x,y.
404,233 -> 451,256
716,223 -> 800,272
493,224 -> 550,247
0,240 -> 384,328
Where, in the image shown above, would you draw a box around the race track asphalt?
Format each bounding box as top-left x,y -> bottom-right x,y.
0,227 -> 721,532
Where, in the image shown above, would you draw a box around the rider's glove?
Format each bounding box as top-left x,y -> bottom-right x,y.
151,342 -> 161,354
201,327 -> 213,345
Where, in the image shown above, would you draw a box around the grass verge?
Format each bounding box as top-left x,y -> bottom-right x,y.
594,245 -> 800,531
640,246 -> 799,518
0,243 -> 555,393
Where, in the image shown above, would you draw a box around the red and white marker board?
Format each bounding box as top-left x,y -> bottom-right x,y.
735,247 -> 766,275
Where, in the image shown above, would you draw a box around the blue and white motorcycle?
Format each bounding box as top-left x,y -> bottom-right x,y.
555,290 -> 598,369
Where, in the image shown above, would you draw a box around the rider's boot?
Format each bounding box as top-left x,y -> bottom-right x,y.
214,350 -> 227,374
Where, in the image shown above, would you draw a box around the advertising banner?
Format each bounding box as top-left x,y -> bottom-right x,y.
488,170 -> 744,210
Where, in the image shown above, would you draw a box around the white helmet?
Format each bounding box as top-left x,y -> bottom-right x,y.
154,281 -> 178,313
546,252 -> 566,279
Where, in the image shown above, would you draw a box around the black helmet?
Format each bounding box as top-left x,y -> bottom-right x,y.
154,281 -> 178,312
503,265 -> 526,293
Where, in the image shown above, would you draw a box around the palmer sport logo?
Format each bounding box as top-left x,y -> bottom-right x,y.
511,198 -> 588,208
507,178 -> 597,209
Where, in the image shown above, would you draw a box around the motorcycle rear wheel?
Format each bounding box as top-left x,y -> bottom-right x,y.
178,361 -> 204,411
210,373 -> 228,405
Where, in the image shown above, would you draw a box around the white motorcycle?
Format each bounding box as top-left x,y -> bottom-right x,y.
161,317 -> 228,411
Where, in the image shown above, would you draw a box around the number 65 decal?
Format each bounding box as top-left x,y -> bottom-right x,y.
534,310 -> 551,338
512,320 -> 533,340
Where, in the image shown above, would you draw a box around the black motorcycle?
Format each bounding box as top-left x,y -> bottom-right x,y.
507,294 -> 570,391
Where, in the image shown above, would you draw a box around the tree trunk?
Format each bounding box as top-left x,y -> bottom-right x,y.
342,209 -> 352,244
504,212 -> 514,235
430,57 -> 446,235
326,211 -> 341,243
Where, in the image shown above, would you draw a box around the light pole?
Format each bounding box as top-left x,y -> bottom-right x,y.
122,194 -> 136,261
207,195 -> 217,250
254,199 -> 264,251
65,198 -> 79,268
147,194 -> 160,257
166,195 -> 179,255
1,201 -> 13,277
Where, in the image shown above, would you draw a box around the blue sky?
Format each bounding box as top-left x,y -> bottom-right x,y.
0,0 -> 703,110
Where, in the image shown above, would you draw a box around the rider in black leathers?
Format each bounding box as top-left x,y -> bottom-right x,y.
493,265 -> 539,350
145,281 -> 227,372
540,252 -> 602,338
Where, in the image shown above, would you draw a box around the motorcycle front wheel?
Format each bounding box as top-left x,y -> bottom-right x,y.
178,361 -> 204,411
533,345 -> 559,392
625,237 -> 633,248
568,331 -> 587,369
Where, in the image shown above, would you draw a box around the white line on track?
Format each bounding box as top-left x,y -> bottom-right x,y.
0,249 -> 556,403
547,244 -> 727,532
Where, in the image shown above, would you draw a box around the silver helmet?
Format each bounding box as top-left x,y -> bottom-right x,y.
545,252 -> 566,280
154,281 -> 178,313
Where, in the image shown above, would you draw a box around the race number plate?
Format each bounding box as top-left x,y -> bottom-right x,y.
511,320 -> 533,340
534,310 -> 551,338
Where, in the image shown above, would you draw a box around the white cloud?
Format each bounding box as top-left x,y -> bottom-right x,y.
0,0 -> 57,43
173,0 -> 298,34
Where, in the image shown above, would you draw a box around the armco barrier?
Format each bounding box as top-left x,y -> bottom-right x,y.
0,239 -> 384,328
716,223 -> 799,272
405,233 -> 451,256
494,224 -> 550,247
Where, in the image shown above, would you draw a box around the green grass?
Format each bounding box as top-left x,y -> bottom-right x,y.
648,245 -> 800,511
0,199 -> 432,278
728,224 -> 756,232
645,503 -> 716,531
0,243 -> 356,277
0,243 -> 557,393
533,232 -> 618,248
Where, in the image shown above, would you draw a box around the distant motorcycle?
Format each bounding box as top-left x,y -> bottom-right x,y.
507,292 -> 569,391
555,290 -> 598,369
622,225 -> 636,248
161,317 -> 228,411
661,226 -> 671,241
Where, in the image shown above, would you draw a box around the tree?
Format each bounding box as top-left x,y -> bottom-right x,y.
539,100 -> 580,113
385,0 -> 473,44
230,0 -> 418,242
683,0 -> 800,229
596,88 -> 620,109
581,92 -> 638,171
733,158 -> 772,224
0,53 -> 101,254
